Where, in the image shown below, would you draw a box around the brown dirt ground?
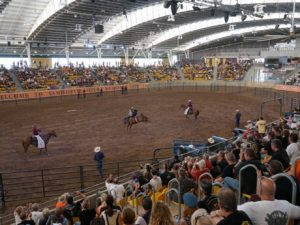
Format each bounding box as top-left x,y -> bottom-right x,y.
0,87 -> 282,172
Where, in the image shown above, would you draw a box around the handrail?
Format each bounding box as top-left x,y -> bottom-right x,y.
165,188 -> 181,220
238,164 -> 258,205
271,173 -> 297,205
197,172 -> 214,200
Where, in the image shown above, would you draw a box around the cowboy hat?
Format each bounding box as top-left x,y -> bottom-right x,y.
94,146 -> 101,153
188,144 -> 194,148
207,137 -> 215,144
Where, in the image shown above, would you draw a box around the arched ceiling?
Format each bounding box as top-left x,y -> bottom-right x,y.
0,0 -> 300,56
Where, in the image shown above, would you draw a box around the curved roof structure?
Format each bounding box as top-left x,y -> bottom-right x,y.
0,0 -> 299,56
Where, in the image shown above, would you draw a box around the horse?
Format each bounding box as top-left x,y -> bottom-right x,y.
124,113 -> 149,130
22,130 -> 57,154
180,104 -> 199,120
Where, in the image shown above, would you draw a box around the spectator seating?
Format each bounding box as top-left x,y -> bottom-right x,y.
181,63 -> 213,81
217,61 -> 251,81
0,68 -> 16,92
285,72 -> 300,86
146,65 -> 180,81
60,67 -> 97,87
16,68 -> 60,90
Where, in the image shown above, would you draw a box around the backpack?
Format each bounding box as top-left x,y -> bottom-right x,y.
100,209 -> 121,225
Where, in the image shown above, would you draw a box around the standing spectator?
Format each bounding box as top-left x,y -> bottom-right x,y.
46,207 -> 68,225
39,208 -> 50,225
94,146 -> 105,178
256,117 -> 266,135
122,207 -> 136,225
238,176 -> 300,225
99,195 -> 122,225
136,197 -> 152,225
210,187 -> 253,225
149,170 -> 162,192
286,133 -> 300,164
110,178 -> 125,202
159,164 -> 175,186
18,210 -> 35,225
149,202 -> 175,225
79,199 -> 96,225
31,203 -> 43,225
235,110 -> 241,128
14,206 -> 23,225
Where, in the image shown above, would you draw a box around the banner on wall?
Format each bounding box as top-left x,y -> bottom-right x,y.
0,83 -> 149,101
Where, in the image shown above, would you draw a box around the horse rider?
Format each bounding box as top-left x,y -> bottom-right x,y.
184,100 -> 193,116
128,107 -> 138,123
32,124 -> 45,149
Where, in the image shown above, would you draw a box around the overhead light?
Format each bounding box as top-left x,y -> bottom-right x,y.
34,51 -> 37,54
229,24 -> 236,31
13,50 -> 16,53
224,11 -> 229,23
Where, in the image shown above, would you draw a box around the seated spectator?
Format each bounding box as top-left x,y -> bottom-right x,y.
198,179 -> 219,213
223,148 -> 262,190
149,170 -> 162,192
46,207 -> 68,225
216,151 -> 228,172
191,209 -> 213,225
96,193 -> 108,218
238,176 -> 300,225
180,193 -> 198,225
169,155 -> 181,170
215,152 -> 236,182
39,208 -> 50,225
99,195 -> 122,223
191,164 -> 202,182
14,206 -> 23,225
136,197 -> 152,225
269,139 -> 290,169
121,207 -> 136,225
286,133 -> 300,164
203,154 -> 212,170
18,209 -> 35,225
149,202 -> 175,225
159,163 -> 175,186
282,129 -> 290,150
210,187 -> 253,225
178,168 -> 197,202
79,199 -> 96,225
31,203 -> 43,225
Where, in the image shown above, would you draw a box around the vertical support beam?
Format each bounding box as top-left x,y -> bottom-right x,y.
129,49 -> 139,65
184,50 -> 190,59
213,57 -> 218,81
167,50 -> 173,66
27,43 -> 31,68
96,48 -> 102,62
65,46 -> 70,66
124,47 -> 129,65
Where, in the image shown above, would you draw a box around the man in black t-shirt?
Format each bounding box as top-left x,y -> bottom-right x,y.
269,139 -> 290,169
159,164 -> 175,186
210,187 -> 253,225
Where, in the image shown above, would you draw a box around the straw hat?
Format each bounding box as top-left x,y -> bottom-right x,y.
94,146 -> 101,153
207,137 -> 215,144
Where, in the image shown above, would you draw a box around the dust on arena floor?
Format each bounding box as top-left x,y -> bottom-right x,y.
0,86 -> 282,172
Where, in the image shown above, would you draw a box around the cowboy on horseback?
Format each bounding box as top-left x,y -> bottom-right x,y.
184,100 -> 193,116
128,107 -> 138,123
32,124 -> 45,149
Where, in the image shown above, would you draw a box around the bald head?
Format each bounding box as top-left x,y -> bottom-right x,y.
258,177 -> 276,200
217,187 -> 237,212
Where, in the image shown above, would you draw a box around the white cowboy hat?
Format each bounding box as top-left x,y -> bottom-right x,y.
188,144 -> 194,148
94,146 -> 101,153
207,137 -> 215,144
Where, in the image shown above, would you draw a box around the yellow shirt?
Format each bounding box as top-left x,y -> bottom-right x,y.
256,120 -> 266,134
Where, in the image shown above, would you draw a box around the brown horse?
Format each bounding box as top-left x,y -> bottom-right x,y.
22,130 -> 57,153
180,104 -> 199,120
124,113 -> 149,130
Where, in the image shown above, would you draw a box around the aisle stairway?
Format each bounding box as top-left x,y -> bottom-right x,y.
9,70 -> 23,92
175,64 -> 185,80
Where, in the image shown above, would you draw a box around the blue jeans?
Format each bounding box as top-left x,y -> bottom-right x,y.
96,162 -> 103,177
223,177 -> 239,190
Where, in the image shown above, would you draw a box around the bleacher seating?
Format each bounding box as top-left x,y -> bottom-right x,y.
217,61 -> 251,81
16,68 -> 60,90
285,72 -> 300,86
146,65 -> 180,81
60,66 -> 97,87
0,68 -> 16,92
181,63 -> 213,81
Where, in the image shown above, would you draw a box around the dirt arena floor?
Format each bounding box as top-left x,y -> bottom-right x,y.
0,87 -> 283,172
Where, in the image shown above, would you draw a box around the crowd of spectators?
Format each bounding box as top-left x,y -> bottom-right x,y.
0,67 -> 16,92
13,110 -> 300,225
16,68 -> 60,90
217,61 -> 251,81
145,65 -> 180,81
59,66 -> 98,87
181,63 -> 213,81
285,73 -> 300,86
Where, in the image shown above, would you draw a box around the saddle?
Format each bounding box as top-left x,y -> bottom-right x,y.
188,108 -> 193,114
31,136 -> 38,147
